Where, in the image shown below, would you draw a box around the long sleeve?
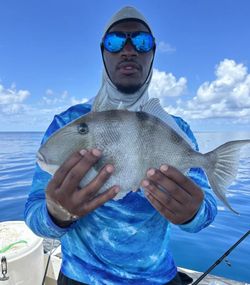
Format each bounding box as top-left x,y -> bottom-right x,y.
172,116 -> 217,233
24,164 -> 78,238
24,104 -> 91,238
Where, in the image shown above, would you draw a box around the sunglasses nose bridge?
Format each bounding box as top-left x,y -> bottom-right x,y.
124,32 -> 132,39
121,38 -> 138,54
121,33 -> 138,54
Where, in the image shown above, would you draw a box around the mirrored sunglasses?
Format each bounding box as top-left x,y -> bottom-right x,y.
102,31 -> 155,53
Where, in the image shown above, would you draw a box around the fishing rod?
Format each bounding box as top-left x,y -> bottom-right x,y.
192,230 -> 250,285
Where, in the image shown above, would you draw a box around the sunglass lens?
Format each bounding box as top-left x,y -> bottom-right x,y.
132,32 -> 154,52
103,33 -> 126,52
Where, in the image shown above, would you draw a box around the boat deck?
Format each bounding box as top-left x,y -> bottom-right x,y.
178,267 -> 249,285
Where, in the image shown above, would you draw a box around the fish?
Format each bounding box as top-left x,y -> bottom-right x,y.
37,107 -> 250,214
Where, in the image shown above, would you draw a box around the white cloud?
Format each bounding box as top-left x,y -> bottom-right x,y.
0,84 -> 90,131
196,59 -> 250,107
42,96 -> 57,105
46,89 -> 54,96
158,41 -> 176,53
149,68 -> 187,104
61,90 -> 68,99
42,89 -> 87,106
0,84 -> 30,116
70,97 -> 89,105
0,84 -> 30,106
1,103 -> 28,115
164,59 -> 250,124
215,59 -> 247,84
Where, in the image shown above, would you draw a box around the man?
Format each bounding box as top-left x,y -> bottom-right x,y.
24,6 -> 217,285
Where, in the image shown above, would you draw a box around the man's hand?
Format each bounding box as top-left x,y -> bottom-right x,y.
141,165 -> 204,225
45,149 -> 119,227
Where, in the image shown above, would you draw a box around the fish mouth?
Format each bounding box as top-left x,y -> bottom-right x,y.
36,151 -> 59,175
37,151 -> 46,164
36,151 -> 48,170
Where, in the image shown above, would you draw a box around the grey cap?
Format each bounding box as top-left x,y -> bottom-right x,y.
103,6 -> 152,35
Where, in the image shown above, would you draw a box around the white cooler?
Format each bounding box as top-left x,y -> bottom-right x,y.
0,221 -> 44,285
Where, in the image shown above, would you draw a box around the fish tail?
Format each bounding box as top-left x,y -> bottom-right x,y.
203,139 -> 250,214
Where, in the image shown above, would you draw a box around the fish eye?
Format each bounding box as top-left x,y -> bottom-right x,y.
78,123 -> 89,135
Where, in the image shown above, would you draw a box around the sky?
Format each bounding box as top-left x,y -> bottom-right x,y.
0,0 -> 250,132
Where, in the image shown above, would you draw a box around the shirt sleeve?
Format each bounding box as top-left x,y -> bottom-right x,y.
24,104 -> 91,238
172,116 -> 217,233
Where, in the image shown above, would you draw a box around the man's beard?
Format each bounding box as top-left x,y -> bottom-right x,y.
116,83 -> 142,94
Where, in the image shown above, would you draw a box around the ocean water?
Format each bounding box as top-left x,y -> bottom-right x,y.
0,131 -> 249,283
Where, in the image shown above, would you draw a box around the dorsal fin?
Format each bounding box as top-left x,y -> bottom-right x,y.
141,98 -> 194,148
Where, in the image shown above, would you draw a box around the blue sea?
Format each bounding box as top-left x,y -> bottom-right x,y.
0,131 -> 249,283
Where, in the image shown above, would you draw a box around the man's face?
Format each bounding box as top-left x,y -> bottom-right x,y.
102,20 -> 155,94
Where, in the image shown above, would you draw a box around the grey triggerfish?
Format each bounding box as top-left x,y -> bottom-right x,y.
37,108 -> 250,213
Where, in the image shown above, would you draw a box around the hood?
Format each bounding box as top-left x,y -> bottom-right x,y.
103,6 -> 153,35
93,6 -> 155,112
